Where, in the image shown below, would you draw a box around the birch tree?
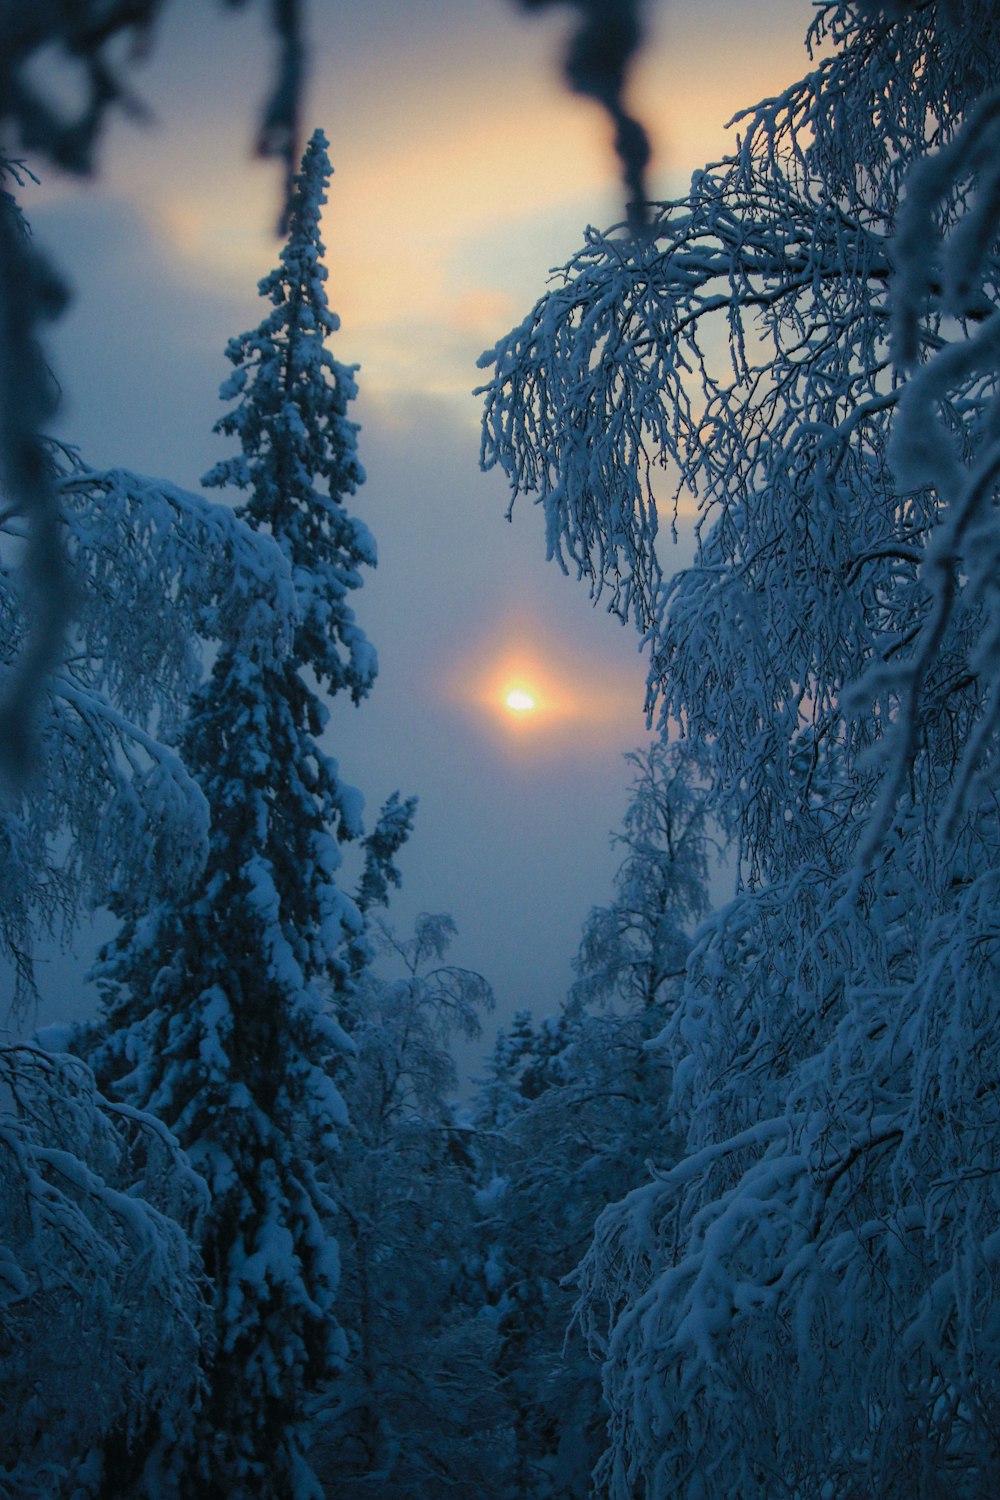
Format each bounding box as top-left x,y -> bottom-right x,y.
0,3 -> 306,785
0,1043 -> 207,1499
1,444 -> 294,1013
479,2 -> 1000,1493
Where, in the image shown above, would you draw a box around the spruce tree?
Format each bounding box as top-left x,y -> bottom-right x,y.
90,130 -> 382,1498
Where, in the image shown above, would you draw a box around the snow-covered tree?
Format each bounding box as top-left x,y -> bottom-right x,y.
1,442 -> 294,1014
482,997 -> 667,1500
313,914 -> 506,1498
571,743 -> 711,1014
0,1042 -> 207,1500
0,4 -> 307,786
479,2 -> 1000,1494
88,130 -> 385,1497
474,747 -> 711,1498
474,1007 -> 603,1500
201,126 -> 377,707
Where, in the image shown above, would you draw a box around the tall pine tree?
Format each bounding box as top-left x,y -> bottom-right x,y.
90,130 -> 391,1498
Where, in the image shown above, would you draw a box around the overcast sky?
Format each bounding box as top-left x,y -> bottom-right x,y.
22,0 -> 818,1077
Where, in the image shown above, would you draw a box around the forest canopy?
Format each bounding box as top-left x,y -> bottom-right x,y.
3,1 -> 1000,1496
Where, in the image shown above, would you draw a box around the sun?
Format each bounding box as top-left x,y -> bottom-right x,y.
505,688 -> 537,714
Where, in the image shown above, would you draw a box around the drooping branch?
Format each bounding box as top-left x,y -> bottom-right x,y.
0,1 -> 307,787
512,0 -> 651,231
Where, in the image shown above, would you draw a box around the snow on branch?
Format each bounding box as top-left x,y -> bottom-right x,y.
0,1043 -> 208,1495
0,1 -> 306,789
855,84 -> 1000,857
1,455 -> 295,1014
480,0 -> 1000,887
480,5 -> 1000,1492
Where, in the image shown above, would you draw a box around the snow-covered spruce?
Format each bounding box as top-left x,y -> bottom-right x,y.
89,131 -> 384,1498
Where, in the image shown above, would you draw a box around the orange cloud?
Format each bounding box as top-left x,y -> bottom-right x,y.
47,0 -> 821,407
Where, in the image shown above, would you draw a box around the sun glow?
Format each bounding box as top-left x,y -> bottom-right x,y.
447,644 -> 572,739
442,614 -> 648,759
452,640 -> 583,748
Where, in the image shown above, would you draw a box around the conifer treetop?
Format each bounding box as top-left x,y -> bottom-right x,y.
204,128 -> 377,703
